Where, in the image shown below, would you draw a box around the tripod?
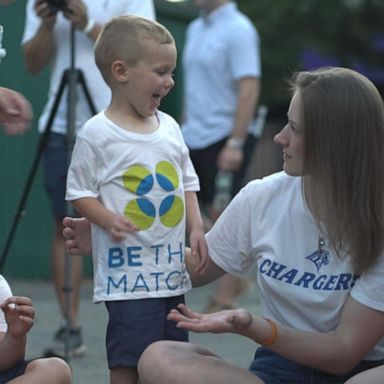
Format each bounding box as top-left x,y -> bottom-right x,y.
0,24 -> 96,361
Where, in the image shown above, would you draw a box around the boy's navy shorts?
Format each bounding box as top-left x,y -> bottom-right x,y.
0,359 -> 28,383
105,295 -> 188,369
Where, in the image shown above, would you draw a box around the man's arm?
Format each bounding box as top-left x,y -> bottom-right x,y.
23,0 -> 104,74
217,77 -> 260,171
22,0 -> 56,74
62,0 -> 103,42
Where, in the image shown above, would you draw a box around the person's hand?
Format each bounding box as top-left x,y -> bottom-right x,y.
217,145 -> 243,172
167,303 -> 253,334
34,0 -> 58,28
1,296 -> 35,338
189,229 -> 209,274
63,0 -> 88,31
62,216 -> 92,255
106,214 -> 138,242
0,87 -> 32,135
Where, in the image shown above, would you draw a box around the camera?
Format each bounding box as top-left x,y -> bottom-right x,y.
45,0 -> 67,11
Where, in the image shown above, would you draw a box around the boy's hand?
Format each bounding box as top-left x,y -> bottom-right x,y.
189,229 -> 209,274
1,296 -> 35,338
107,214 -> 138,242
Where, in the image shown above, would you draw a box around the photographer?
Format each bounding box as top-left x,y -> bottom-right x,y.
21,0 -> 155,359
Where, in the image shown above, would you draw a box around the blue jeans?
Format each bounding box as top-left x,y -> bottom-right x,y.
249,347 -> 384,384
42,133 -> 69,219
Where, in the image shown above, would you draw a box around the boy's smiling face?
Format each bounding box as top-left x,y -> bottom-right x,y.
123,40 -> 177,118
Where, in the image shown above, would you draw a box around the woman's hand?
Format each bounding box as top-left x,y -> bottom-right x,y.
167,303 -> 253,334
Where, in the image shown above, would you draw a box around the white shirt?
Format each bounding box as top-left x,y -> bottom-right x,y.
182,2 -> 261,149
207,171 -> 384,360
22,0 -> 155,134
66,110 -> 199,303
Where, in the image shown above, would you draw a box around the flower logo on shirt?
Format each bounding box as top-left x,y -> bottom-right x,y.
122,161 -> 184,230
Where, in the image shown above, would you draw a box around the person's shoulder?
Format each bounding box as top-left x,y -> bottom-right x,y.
78,112 -> 106,134
157,110 -> 179,127
245,171 -> 298,194
237,172 -> 301,213
220,5 -> 258,34
75,112 -> 110,147
187,15 -> 203,32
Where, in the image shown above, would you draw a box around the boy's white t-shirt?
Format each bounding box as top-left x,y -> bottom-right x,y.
67,111 -> 199,303
206,171 -> 384,360
0,275 -> 12,332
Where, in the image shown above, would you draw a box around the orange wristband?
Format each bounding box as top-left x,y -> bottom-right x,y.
261,318 -> 278,346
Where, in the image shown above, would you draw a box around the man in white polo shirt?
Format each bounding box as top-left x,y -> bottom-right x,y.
181,0 -> 261,311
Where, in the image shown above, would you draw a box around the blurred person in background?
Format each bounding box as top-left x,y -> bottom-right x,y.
181,0 -> 261,312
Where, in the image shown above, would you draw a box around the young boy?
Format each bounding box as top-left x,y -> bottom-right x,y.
0,274 -> 72,383
65,15 -> 208,384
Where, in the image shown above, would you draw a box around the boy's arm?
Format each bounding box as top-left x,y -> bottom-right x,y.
72,197 -> 138,242
0,296 -> 34,371
185,191 -> 208,273
61,215 -> 227,286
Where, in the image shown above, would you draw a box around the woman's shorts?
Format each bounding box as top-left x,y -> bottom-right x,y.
249,347 -> 384,384
105,295 -> 188,369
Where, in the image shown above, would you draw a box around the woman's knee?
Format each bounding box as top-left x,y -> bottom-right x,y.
139,340 -> 202,382
139,341 -> 177,369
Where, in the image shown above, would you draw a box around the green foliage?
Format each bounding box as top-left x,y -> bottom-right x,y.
237,0 -> 384,113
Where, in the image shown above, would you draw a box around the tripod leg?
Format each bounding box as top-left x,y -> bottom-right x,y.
0,72 -> 69,272
77,70 -> 98,115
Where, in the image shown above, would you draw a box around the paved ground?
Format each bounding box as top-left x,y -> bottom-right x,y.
9,277 -> 262,384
